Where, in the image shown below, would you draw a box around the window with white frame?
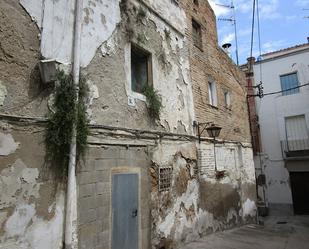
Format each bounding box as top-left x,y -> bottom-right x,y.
131,45 -> 152,94
280,72 -> 299,96
224,90 -> 231,108
285,115 -> 309,151
208,81 -> 217,106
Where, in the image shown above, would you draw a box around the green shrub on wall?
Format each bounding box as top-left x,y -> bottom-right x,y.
45,70 -> 89,178
143,85 -> 163,121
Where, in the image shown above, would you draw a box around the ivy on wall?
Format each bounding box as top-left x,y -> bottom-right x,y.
45,70 -> 89,178
143,85 -> 163,121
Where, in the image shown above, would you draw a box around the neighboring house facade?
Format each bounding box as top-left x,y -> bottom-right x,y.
0,1 -> 256,249
243,41 -> 309,215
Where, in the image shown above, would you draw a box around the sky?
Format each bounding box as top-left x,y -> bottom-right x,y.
208,0 -> 309,65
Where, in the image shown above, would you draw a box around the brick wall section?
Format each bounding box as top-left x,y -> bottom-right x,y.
181,0 -> 251,143
77,145 -> 151,249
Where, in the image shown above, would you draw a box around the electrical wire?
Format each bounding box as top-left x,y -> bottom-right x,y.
248,82 -> 309,98
263,82 -> 309,96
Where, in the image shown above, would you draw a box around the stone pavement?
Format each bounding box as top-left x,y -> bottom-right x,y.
180,216 -> 309,249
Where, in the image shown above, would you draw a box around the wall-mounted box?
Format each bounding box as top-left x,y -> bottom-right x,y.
39,59 -> 59,84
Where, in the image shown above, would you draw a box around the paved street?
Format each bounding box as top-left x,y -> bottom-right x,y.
180,216 -> 309,249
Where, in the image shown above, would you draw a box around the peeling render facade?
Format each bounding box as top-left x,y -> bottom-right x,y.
0,1 -> 256,249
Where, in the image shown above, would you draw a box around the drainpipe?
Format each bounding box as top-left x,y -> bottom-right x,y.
65,0 -> 83,248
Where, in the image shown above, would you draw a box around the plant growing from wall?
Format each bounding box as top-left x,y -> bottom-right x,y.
45,70 -> 89,178
143,85 -> 163,121
136,6 -> 146,23
137,33 -> 146,44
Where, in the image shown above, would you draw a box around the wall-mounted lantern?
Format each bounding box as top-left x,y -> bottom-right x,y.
206,124 -> 222,172
193,122 -> 222,173
39,59 -> 59,84
206,124 -> 222,139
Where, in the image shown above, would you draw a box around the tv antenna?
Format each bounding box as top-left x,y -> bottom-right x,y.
216,1 -> 239,65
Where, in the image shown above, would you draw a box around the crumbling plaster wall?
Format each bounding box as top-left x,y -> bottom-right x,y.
0,123 -> 64,249
20,0 -> 121,67
150,141 -> 256,249
0,1 -> 64,248
84,0 -> 195,133
0,0 -> 46,118
5,1 -> 257,249
19,0 -> 195,134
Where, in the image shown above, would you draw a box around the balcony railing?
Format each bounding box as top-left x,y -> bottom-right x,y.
281,139 -> 309,158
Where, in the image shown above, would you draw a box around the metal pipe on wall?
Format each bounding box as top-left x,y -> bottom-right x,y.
65,0 -> 83,248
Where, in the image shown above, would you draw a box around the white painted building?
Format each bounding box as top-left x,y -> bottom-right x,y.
253,41 -> 309,215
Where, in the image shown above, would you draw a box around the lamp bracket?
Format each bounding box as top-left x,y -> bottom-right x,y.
193,121 -> 213,143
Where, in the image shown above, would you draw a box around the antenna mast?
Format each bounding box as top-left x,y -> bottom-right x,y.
217,0 -> 239,65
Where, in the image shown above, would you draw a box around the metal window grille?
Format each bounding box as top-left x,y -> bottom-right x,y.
158,166 -> 173,192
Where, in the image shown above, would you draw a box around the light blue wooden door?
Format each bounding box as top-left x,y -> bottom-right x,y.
112,173 -> 138,249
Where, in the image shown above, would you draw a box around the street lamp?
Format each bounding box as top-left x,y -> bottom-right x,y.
206,124 -> 222,172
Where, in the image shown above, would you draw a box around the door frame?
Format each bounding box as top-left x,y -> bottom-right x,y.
110,167 -> 142,249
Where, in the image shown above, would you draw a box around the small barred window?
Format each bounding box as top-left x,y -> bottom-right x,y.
158,166 -> 173,192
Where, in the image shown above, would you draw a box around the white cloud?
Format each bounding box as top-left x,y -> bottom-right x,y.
222,33 -> 235,44
234,0 -> 252,14
285,15 -> 298,22
238,28 -> 251,37
295,0 -> 309,7
262,40 -> 288,53
259,0 -> 281,20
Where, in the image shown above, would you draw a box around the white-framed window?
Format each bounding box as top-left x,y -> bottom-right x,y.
224,90 -> 231,108
131,44 -> 152,94
285,115 -> 309,151
208,81 -> 217,106
280,72 -> 299,96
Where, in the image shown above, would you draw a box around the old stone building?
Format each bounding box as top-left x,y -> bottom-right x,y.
0,1 -> 256,249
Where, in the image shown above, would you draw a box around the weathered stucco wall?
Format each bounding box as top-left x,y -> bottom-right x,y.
151,141 -> 256,249
83,0 -> 195,134
0,0 -> 46,118
0,1 -> 64,248
0,122 -> 64,249
1,0 -> 256,249
19,0 -> 195,134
